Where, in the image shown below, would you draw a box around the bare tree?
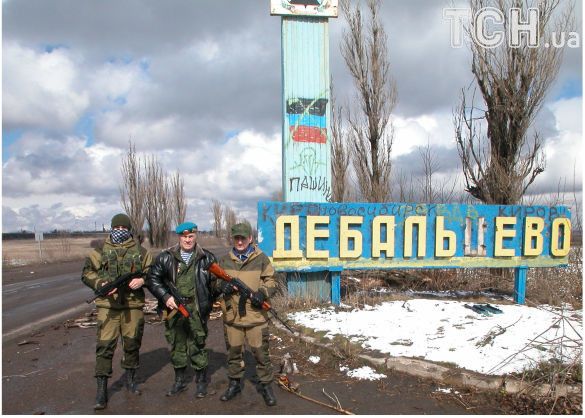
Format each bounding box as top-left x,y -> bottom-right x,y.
571,164 -> 582,238
120,141 -> 146,240
394,169 -> 415,203
223,206 -> 237,240
454,0 -> 573,205
144,155 -> 172,248
211,199 -> 223,238
330,83 -> 350,202
170,171 -> 187,226
416,141 -> 459,203
340,0 -> 397,202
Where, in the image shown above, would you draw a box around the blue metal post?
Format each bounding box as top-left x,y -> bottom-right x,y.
514,267 -> 528,304
330,267 -> 342,305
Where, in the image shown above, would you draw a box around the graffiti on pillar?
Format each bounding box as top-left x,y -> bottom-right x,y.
287,97 -> 328,144
288,176 -> 332,201
291,147 -> 325,175
287,147 -> 331,200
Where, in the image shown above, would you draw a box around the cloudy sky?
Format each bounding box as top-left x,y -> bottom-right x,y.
2,0 -> 582,233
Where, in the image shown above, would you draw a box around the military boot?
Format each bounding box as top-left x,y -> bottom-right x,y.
220,378 -> 241,401
94,376 -> 108,410
124,368 -> 141,395
194,368 -> 208,398
166,367 -> 188,396
259,382 -> 277,407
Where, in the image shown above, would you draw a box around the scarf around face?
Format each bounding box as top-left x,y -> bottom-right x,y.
110,229 -> 131,244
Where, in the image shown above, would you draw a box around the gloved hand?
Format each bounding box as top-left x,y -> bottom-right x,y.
250,290 -> 267,309
221,281 -> 236,296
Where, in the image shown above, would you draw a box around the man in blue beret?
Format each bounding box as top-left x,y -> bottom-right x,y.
146,221 -> 219,398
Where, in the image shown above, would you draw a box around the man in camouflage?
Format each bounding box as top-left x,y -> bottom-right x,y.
146,222 -> 218,398
217,222 -> 278,407
81,213 -> 152,410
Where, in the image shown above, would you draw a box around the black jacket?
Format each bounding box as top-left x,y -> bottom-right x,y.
146,244 -> 218,322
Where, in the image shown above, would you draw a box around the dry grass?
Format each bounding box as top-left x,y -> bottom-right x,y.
2,235 -> 99,266
1,233 -> 226,268
335,246 -> 583,310
527,247 -> 583,309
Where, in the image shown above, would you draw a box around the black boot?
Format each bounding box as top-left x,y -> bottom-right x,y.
259,383 -> 277,407
124,368 -> 141,395
220,378 -> 241,401
166,367 -> 188,396
94,376 -> 108,410
194,368 -> 208,398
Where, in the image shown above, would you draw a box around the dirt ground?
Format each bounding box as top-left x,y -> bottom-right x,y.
2,237 -> 582,414
3,306 -> 508,415
5,305 -> 580,415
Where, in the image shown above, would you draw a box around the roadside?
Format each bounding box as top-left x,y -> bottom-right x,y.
2,306 -> 504,415
1,253 -> 502,414
2,238 -> 581,414
2,259 -> 84,284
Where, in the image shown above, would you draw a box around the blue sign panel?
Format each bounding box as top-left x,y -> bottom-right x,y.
257,201 -> 571,272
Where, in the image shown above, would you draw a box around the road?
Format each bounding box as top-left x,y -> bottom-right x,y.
2,244 -> 229,342
2,271 -> 89,341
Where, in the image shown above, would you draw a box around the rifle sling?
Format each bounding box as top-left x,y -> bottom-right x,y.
238,295 -> 247,317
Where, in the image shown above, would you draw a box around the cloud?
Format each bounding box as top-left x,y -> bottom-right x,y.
3,42 -> 90,131
2,129 -> 281,231
1,0 -> 582,232
2,132 -> 122,198
530,97 -> 583,195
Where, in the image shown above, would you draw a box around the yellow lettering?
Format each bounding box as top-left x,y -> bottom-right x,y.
372,216 -> 395,258
306,216 -> 330,259
551,218 -> 571,257
340,216 -> 363,259
272,215 -> 303,259
404,216 -> 426,258
435,216 -> 456,257
523,217 -> 544,256
494,217 -> 516,257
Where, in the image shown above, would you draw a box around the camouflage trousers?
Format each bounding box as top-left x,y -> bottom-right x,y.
95,307 -> 144,377
223,322 -> 273,384
165,311 -> 208,370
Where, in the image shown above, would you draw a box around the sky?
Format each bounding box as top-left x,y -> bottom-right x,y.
289,295 -> 582,376
2,0 -> 583,233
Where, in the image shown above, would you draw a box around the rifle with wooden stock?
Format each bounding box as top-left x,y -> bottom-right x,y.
208,262 -> 296,334
165,280 -> 193,318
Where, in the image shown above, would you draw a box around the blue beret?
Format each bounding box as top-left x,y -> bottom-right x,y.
175,222 -> 198,235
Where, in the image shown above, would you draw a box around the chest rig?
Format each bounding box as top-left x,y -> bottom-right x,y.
99,241 -> 144,281
98,240 -> 145,305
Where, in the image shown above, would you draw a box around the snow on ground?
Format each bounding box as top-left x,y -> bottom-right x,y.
288,299 -> 583,375
340,365 -> 387,381
308,355 -> 320,364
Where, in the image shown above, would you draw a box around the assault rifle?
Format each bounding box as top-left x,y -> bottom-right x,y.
165,280 -> 193,318
208,262 -> 296,334
86,271 -> 145,304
